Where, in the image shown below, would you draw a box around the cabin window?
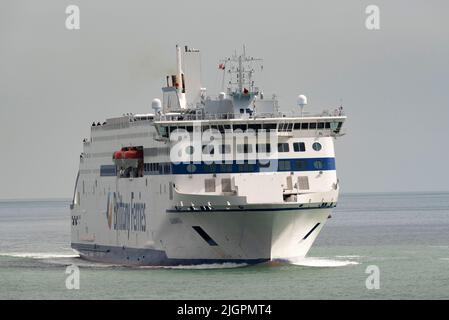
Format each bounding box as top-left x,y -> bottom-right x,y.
279,160 -> 291,171
295,160 -> 307,170
312,142 -> 322,151
256,143 -> 271,153
220,144 -> 231,154
237,144 -> 253,153
220,164 -> 233,173
301,123 -> 309,130
204,164 -> 217,173
293,142 -> 306,152
159,126 -> 169,138
202,145 -> 214,155
186,164 -> 197,173
238,163 -> 255,172
277,143 -> 289,152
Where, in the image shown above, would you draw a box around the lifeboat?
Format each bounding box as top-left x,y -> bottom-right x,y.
112,147 -> 143,169
113,147 -> 143,160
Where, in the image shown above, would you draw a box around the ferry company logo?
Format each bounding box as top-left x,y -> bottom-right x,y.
105,192 -> 146,232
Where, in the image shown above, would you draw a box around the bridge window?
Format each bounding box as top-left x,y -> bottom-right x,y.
233,124 -> 247,131
277,143 -> 289,152
301,123 -> 309,130
309,123 -> 317,129
237,144 -> 253,153
202,145 -> 214,155
256,143 -> 271,153
220,144 -> 231,154
263,123 -> 277,131
293,142 -> 306,152
317,122 -> 325,129
248,124 -> 262,131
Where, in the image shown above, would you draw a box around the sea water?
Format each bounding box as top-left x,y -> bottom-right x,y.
0,193 -> 448,299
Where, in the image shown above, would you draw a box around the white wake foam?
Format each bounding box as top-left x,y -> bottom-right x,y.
288,257 -> 359,267
0,252 -> 79,259
141,262 -> 249,270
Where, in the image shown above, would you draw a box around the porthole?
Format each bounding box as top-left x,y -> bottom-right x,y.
312,142 -> 322,151
313,160 -> 323,169
186,164 -> 197,173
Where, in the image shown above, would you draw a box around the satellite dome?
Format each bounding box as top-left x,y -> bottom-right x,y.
297,94 -> 308,107
151,98 -> 162,113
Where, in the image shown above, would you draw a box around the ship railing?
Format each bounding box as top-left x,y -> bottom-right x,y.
154,109 -> 344,122
90,107 -> 345,128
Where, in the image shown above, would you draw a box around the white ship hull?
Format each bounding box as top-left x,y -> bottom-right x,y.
72,201 -> 332,266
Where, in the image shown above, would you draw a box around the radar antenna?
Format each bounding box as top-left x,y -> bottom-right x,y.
219,45 -> 263,95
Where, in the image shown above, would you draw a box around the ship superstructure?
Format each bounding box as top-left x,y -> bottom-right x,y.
70,45 -> 346,265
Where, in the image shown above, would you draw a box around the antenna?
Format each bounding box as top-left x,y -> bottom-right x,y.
220,46 -> 263,95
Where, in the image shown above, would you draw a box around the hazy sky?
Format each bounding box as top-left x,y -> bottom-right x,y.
1,0 -> 448,199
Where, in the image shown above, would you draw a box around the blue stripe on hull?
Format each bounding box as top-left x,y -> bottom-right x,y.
71,243 -> 269,266
100,157 -> 336,176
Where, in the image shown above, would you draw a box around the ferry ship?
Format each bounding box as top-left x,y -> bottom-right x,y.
70,45 -> 346,266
